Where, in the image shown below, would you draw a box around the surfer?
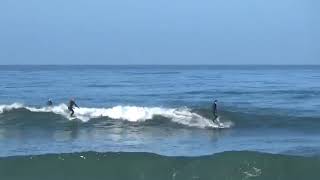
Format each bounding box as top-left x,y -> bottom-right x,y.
47,99 -> 53,106
212,100 -> 218,121
68,98 -> 79,117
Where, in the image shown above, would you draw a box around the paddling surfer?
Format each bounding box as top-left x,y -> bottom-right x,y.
47,99 -> 53,106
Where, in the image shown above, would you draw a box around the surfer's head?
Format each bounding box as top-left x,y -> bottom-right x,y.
214,100 -> 218,102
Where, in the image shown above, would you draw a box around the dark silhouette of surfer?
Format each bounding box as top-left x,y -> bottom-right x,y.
212,100 -> 218,121
68,98 -> 79,117
47,99 -> 53,106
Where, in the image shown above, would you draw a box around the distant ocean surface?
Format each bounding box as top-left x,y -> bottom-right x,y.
0,65 -> 320,179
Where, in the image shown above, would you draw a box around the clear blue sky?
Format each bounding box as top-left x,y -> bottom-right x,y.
0,0 -> 319,65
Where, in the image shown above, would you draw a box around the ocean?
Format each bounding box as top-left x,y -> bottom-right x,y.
0,65 -> 319,179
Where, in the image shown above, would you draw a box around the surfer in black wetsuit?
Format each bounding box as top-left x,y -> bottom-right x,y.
47,99 -> 53,106
212,100 -> 218,121
68,98 -> 79,117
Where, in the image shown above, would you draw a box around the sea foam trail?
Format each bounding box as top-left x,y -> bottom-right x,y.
0,103 -> 232,129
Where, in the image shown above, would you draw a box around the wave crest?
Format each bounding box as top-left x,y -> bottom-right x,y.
0,103 -> 24,113
0,103 -> 232,129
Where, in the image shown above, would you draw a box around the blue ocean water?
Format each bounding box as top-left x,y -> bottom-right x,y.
0,65 -> 319,157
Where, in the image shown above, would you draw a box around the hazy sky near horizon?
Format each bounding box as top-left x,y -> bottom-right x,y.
0,0 -> 319,65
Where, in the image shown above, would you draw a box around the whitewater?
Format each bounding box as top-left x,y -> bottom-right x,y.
0,103 -> 232,128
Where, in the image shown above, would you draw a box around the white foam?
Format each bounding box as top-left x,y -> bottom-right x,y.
0,103 -> 24,113
0,103 -> 233,129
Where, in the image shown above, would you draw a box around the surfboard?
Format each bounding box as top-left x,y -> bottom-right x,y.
69,116 -> 77,120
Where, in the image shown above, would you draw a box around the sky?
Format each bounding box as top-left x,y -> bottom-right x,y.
0,0 -> 319,65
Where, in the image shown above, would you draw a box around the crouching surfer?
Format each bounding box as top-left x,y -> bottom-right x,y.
68,98 -> 79,117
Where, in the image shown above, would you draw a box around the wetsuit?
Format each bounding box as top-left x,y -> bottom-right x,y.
47,100 -> 53,106
212,102 -> 217,120
68,100 -> 79,116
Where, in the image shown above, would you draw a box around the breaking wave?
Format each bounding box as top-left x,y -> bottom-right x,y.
0,103 -> 232,129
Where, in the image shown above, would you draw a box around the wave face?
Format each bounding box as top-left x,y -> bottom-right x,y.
0,103 -> 232,129
1,151 -> 320,180
1,103 -> 319,130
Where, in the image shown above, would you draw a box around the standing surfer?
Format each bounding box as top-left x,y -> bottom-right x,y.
212,100 -> 218,121
68,98 -> 79,117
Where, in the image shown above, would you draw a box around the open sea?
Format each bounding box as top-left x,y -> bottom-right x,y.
0,65 -> 319,179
